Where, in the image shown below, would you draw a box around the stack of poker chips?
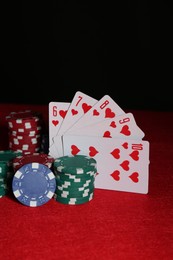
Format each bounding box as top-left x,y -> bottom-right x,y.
6,110 -> 43,155
0,150 -> 22,197
53,155 -> 97,205
12,152 -> 55,172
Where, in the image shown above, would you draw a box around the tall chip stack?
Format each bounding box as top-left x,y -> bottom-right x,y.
6,110 -> 43,155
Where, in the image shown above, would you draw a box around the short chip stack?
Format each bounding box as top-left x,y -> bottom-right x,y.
0,150 -> 22,197
53,155 -> 97,205
12,152 -> 54,172
0,161 -> 8,198
6,110 -> 43,155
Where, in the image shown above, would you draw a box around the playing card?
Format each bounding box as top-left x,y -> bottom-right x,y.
49,142 -> 60,158
48,101 -> 70,147
65,94 -> 125,135
53,91 -> 98,157
64,112 -> 145,140
63,135 -> 150,194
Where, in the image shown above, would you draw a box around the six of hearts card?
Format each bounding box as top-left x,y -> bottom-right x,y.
48,91 -> 150,194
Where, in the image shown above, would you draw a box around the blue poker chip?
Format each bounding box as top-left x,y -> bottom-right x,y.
12,162 -> 56,207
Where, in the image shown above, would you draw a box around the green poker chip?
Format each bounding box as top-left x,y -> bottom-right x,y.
0,150 -> 22,164
0,185 -> 8,197
54,192 -> 94,205
0,162 -> 8,177
55,186 -> 94,198
53,155 -> 97,175
55,170 -> 96,183
56,181 -> 95,193
55,177 -> 94,188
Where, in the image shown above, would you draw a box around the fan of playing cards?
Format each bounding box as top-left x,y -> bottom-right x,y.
48,91 -> 150,194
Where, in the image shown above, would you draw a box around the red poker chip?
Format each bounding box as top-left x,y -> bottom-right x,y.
6,110 -> 41,120
12,153 -> 54,171
9,134 -> 41,146
10,147 -> 40,155
10,127 -> 42,136
9,141 -> 40,152
6,110 -> 43,131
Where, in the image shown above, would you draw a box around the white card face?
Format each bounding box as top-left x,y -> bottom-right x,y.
64,113 -> 145,140
63,135 -> 150,194
49,142 -> 60,158
53,91 -> 98,156
48,102 -> 70,147
65,95 -> 125,135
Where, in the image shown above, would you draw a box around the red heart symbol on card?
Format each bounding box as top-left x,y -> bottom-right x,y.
105,108 -> 115,118
111,170 -> 120,181
129,172 -> 139,183
122,142 -> 128,149
52,120 -> 59,126
120,125 -> 131,136
110,148 -> 120,159
71,145 -> 80,155
129,151 -> 139,161
71,109 -> 78,115
110,121 -> 116,128
93,109 -> 99,116
82,103 -> 92,113
120,160 -> 129,171
59,110 -> 67,118
103,131 -> 111,138
89,146 -> 98,157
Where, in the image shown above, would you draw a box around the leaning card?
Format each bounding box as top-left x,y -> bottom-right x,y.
64,112 -> 145,140
65,94 -> 125,135
63,135 -> 150,194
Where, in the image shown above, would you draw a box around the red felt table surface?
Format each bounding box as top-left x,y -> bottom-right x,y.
0,104 -> 173,260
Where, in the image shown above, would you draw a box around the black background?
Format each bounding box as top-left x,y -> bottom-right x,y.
0,1 -> 172,111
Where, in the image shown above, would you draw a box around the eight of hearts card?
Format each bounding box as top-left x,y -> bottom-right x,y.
48,91 -> 150,194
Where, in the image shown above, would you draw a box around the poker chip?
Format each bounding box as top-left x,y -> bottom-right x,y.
0,150 -> 22,164
12,162 -> 56,207
53,155 -> 97,205
0,161 -> 8,178
10,128 -> 42,137
54,168 -> 96,183
54,192 -> 94,205
8,144 -> 40,155
0,187 -> 7,198
12,153 -> 54,172
55,184 -> 95,198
